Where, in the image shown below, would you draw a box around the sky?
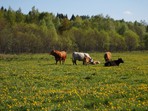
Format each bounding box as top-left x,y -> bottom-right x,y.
0,0 -> 147,23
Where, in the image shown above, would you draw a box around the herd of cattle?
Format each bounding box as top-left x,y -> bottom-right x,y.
49,50 -> 124,66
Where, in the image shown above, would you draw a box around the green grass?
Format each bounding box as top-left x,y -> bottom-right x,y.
0,51 -> 148,111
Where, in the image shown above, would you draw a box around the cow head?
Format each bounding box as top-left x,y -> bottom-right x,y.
50,50 -> 56,55
118,58 -> 124,63
83,54 -> 92,65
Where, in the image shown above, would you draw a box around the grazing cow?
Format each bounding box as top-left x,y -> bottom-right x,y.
50,50 -> 67,64
84,55 -> 101,65
104,52 -> 112,62
83,54 -> 94,65
72,52 -> 93,65
104,58 -> 124,66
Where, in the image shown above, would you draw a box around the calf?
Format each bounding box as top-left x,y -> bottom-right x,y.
104,58 -> 124,66
91,61 -> 101,65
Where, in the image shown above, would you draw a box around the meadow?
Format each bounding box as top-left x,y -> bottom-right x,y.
0,51 -> 148,111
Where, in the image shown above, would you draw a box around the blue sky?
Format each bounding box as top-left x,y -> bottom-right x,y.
0,0 -> 147,22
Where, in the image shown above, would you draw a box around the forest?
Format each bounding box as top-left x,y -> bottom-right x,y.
0,6 -> 148,53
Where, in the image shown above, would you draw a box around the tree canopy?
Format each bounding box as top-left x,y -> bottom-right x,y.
0,6 -> 148,53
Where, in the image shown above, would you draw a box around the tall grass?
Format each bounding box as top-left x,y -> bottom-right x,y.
0,51 -> 148,110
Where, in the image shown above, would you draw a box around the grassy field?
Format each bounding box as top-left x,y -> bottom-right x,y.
0,51 -> 148,111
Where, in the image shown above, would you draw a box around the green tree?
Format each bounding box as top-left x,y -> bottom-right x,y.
70,14 -> 76,21
109,31 -> 125,51
82,19 -> 91,30
72,15 -> 82,28
0,27 -> 12,53
96,30 -> 110,51
90,14 -> 104,30
53,16 -> 61,30
5,6 -> 16,25
133,22 -> 146,50
58,18 -> 71,34
117,22 -> 128,35
103,15 -> 115,31
84,29 -> 98,51
124,30 -> 139,51
144,33 -> 148,49
16,8 -> 25,23
26,6 -> 39,24
69,28 -> 85,51
0,6 -> 148,53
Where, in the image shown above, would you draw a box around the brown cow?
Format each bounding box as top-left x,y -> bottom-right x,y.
104,52 -> 112,62
50,50 -> 67,64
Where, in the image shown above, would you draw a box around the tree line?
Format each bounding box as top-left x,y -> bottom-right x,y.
0,6 -> 148,53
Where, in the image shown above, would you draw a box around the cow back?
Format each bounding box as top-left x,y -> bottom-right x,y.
60,51 -> 67,59
50,50 -> 66,59
72,52 -> 90,61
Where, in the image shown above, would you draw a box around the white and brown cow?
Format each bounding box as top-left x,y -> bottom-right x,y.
72,52 -> 93,65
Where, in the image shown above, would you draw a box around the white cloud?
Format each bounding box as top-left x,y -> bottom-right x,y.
123,10 -> 133,15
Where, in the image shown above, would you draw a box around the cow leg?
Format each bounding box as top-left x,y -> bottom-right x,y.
83,61 -> 85,65
72,60 -> 77,65
75,60 -> 77,65
74,60 -> 77,65
56,60 -> 58,64
56,58 -> 60,64
72,59 -> 74,65
62,60 -> 65,64
55,57 -> 58,64
59,60 -> 62,64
